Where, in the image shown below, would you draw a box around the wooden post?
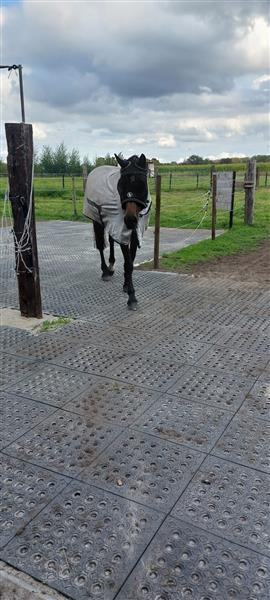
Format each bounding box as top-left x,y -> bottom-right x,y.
83,162 -> 88,192
244,159 -> 256,225
153,174 -> 161,269
5,122 -> 42,318
210,166 -> 214,187
72,176 -> 78,217
256,167 -> 260,188
211,172 -> 217,240
265,172 -> 268,187
229,171 -> 236,228
62,174 -> 65,189
196,173 -> 199,189
169,172 -> 172,191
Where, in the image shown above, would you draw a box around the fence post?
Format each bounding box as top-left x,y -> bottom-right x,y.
83,162 -> 88,192
244,159 -> 256,225
196,173 -> 199,189
265,172 -> 268,187
210,166 -> 214,188
72,176 -> 78,217
62,174 -> 65,189
256,167 -> 260,188
5,122 -> 42,318
211,172 -> 217,240
154,174 -> 161,269
229,171 -> 236,228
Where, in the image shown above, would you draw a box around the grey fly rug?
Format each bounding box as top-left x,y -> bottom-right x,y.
84,165 -> 151,247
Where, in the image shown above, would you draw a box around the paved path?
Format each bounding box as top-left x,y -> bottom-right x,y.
0,221 -> 269,599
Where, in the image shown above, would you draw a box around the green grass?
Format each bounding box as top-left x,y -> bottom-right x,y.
158,224 -> 269,270
36,316 -> 72,332
1,164 -> 269,268
145,186 -> 269,269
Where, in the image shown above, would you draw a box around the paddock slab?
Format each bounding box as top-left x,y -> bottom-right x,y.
0,220 -> 269,600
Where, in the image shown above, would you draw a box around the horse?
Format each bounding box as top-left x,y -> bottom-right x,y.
84,153 -> 151,310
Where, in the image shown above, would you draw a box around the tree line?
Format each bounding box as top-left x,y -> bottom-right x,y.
0,142 -> 117,175
33,143 -> 117,175
181,154 -> 270,165
0,145 -> 269,176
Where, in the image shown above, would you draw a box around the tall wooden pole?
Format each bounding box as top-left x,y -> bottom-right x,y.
211,172 -> 217,240
153,174 -> 161,269
5,122 -> 42,318
244,159 -> 256,225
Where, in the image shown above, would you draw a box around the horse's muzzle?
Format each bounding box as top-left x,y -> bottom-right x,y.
124,215 -> 138,230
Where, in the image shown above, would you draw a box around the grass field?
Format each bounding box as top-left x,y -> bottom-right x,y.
0,163 -> 269,267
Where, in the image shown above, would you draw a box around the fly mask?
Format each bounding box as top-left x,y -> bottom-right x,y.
115,154 -> 149,213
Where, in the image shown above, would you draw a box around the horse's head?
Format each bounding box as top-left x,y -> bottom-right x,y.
115,153 -> 148,230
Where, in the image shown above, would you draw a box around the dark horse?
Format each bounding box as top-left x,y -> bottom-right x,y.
84,153 -> 151,310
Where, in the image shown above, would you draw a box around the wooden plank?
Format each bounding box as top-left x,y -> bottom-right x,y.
234,181 -> 244,190
5,122 -> 42,318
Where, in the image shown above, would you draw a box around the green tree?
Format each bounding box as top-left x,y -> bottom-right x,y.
94,154 -> 116,167
39,145 -> 55,174
33,148 -> 41,174
82,155 -> 93,172
68,148 -> 81,175
53,142 -> 69,174
252,155 -> 270,162
185,155 -> 204,165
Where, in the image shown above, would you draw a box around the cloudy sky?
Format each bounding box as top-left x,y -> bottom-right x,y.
1,0 -> 269,162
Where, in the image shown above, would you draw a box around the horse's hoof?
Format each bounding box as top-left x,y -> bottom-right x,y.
127,302 -> 138,311
123,284 -> 129,293
102,273 -> 112,281
127,297 -> 138,310
109,264 -> 115,274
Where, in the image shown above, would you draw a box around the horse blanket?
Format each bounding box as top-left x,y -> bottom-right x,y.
83,165 -> 151,247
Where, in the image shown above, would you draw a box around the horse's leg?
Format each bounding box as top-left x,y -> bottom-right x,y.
130,230 -> 139,263
123,231 -> 138,293
120,243 -> 137,310
108,235 -> 115,274
93,220 -> 111,280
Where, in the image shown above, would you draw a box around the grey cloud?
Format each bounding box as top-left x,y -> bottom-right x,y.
2,0 -> 269,160
166,0 -> 270,24
26,69 -> 100,107
4,0 -> 269,107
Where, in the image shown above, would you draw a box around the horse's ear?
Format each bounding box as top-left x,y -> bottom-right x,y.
138,153 -> 147,169
114,153 -> 127,168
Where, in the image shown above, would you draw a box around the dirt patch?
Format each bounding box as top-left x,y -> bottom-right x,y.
0,309 -> 60,332
141,240 -> 270,285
